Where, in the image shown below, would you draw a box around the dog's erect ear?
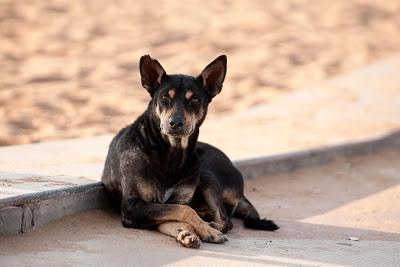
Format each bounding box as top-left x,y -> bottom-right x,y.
140,55 -> 166,96
197,55 -> 227,100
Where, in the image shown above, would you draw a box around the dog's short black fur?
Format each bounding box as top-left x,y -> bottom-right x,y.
101,55 -> 278,248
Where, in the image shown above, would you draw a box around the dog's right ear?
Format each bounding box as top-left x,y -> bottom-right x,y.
197,55 -> 227,101
139,55 -> 166,96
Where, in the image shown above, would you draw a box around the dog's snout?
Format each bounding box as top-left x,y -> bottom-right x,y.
169,115 -> 184,129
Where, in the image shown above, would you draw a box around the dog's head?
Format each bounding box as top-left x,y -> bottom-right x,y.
139,55 -> 227,138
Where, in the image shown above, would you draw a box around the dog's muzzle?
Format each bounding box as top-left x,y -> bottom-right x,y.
160,115 -> 194,138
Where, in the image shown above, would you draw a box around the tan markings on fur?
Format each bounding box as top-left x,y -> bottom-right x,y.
185,90 -> 193,100
168,136 -> 177,147
166,136 -> 188,149
156,205 -> 208,230
158,221 -> 194,236
176,229 -> 201,248
156,103 -> 177,147
185,107 -> 204,129
162,107 -> 174,121
183,111 -> 193,125
136,182 -> 179,204
203,189 -> 223,223
156,103 -> 173,131
183,110 -> 198,135
154,204 -> 226,243
223,190 -> 240,205
136,179 -> 159,203
156,103 -> 173,120
157,222 -> 201,248
121,172 -> 159,203
156,205 -> 199,224
181,137 -> 188,148
168,89 -> 175,99
222,190 -> 241,217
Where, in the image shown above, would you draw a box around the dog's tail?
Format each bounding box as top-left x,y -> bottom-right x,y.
233,196 -> 279,231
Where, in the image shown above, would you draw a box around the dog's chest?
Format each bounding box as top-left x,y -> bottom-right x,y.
137,180 -> 195,205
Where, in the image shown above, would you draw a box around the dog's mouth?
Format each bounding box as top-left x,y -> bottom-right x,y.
164,131 -> 185,138
160,124 -> 195,138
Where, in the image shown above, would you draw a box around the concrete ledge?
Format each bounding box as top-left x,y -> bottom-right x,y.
1,130 -> 399,235
236,129 -> 400,179
0,183 -> 109,235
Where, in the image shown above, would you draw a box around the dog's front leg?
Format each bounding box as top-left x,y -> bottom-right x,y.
121,197 -> 228,244
158,222 -> 201,248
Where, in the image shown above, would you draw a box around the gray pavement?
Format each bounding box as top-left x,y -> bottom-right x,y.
1,149 -> 400,266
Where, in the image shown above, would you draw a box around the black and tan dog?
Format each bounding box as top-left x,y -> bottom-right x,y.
101,55 -> 278,248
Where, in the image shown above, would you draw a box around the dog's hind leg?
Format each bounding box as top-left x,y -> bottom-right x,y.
158,222 -> 201,248
234,196 -> 279,231
202,188 -> 233,233
196,172 -> 233,233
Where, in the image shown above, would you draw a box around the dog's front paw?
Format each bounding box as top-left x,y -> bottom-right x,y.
176,229 -> 201,248
197,225 -> 228,244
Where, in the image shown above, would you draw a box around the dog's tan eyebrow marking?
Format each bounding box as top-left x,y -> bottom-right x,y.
185,90 -> 193,100
168,89 -> 175,98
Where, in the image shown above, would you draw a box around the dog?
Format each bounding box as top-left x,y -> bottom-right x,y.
101,55 -> 279,248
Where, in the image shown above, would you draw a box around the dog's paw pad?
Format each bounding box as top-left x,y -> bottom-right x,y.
176,230 -> 201,248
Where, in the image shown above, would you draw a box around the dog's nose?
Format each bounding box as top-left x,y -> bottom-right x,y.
169,115 -> 184,130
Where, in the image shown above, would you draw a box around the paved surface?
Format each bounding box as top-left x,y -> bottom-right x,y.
1,54 -> 400,199
0,136 -> 108,198
1,149 -> 399,266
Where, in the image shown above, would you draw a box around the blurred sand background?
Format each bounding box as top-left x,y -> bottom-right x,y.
1,0 -> 400,146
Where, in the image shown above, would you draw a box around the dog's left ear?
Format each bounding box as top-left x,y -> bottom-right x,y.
197,55 -> 227,100
140,55 -> 166,96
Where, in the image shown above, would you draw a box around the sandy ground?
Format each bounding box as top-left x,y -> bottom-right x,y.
1,0 -> 400,145
1,149 -> 399,266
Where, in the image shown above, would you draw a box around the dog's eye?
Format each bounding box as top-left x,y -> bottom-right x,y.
190,98 -> 199,104
162,95 -> 169,100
